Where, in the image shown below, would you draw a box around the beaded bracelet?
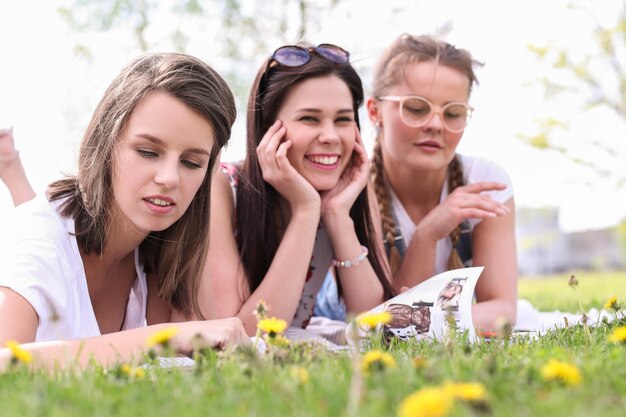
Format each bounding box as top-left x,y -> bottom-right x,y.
332,245 -> 369,268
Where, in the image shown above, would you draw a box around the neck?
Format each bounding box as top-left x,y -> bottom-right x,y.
384,158 -> 447,210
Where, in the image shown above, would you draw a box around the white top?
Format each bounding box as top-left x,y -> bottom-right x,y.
389,154 -> 514,274
0,195 -> 148,342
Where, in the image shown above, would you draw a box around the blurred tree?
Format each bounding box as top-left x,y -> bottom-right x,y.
523,0 -> 626,185
58,0 -> 341,102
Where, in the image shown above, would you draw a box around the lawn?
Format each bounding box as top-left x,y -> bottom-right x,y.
1,271 -> 625,417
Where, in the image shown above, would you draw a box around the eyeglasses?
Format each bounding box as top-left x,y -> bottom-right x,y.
268,43 -> 350,69
376,95 -> 473,132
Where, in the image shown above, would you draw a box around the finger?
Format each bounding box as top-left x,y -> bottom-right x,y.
257,120 -> 284,156
275,139 -> 293,171
453,193 -> 510,216
460,181 -> 507,194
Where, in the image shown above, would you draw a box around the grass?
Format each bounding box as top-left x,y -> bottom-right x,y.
519,270 -> 626,312
2,271 -> 626,417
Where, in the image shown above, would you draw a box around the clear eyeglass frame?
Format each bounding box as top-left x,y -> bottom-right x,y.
376,95 -> 474,132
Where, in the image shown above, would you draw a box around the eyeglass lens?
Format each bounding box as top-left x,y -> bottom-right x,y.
315,44 -> 349,64
272,44 -> 349,68
401,97 -> 469,131
273,47 -> 310,67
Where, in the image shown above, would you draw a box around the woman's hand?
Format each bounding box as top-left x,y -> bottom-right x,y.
320,126 -> 368,219
171,318 -> 250,356
416,182 -> 510,242
256,120 -> 320,213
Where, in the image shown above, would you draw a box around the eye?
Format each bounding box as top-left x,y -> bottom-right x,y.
137,149 -> 158,158
335,116 -> 354,123
298,115 -> 319,122
181,159 -> 203,169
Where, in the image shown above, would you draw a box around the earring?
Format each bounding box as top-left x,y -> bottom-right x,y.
374,121 -> 382,134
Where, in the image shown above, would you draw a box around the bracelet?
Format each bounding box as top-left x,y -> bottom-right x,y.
332,245 -> 369,268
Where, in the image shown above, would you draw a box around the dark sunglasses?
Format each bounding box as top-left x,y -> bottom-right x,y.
269,43 -> 350,68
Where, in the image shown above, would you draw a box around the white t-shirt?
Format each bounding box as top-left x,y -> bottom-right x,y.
0,195 -> 148,342
389,154 -> 514,274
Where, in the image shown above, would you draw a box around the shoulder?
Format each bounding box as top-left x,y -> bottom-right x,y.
0,195 -> 85,338
10,194 -> 73,243
458,154 -> 510,181
458,154 -> 513,202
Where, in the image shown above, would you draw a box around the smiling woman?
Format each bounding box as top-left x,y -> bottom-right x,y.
204,43 -> 394,337
0,52 -> 249,370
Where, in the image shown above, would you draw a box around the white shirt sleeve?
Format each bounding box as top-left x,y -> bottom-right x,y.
0,195 -> 99,340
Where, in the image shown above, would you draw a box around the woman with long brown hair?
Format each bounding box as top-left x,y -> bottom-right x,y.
205,43 -> 393,336
0,53 -> 248,369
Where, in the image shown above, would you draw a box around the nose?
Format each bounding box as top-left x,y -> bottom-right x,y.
154,157 -> 180,189
318,121 -> 340,144
422,110 -> 444,132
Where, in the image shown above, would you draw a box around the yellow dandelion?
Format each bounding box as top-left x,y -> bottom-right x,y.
397,387 -> 453,417
540,359 -> 582,386
361,350 -> 396,374
257,317 -> 287,337
291,366 -> 310,385
267,333 -> 290,348
120,364 -> 146,379
443,382 -> 488,402
5,340 -> 33,364
604,296 -> 620,311
146,327 -> 179,347
412,355 -> 428,369
356,311 -> 392,329
608,326 -> 626,344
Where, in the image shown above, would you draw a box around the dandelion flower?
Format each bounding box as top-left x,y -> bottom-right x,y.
397,387 -> 453,417
253,300 -> 270,320
361,350 -> 396,374
267,333 -> 290,348
568,275 -> 578,288
604,296 -> 620,312
5,340 -> 32,364
146,327 -> 179,347
257,317 -> 287,337
356,311 -> 392,329
608,326 -> 626,344
412,355 -> 428,369
540,359 -> 582,386
120,364 -> 145,379
443,382 -> 488,402
291,366 -> 309,385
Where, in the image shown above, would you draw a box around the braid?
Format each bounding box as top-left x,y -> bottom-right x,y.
447,154 -> 464,270
371,139 -> 401,274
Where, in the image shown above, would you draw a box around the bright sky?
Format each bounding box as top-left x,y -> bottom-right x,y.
1,0 -> 625,235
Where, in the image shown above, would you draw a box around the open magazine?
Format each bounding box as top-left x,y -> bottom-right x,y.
347,266 -> 484,345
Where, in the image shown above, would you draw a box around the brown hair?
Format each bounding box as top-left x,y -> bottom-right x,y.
370,34 -> 482,272
48,52 -> 237,318
237,45 -> 393,299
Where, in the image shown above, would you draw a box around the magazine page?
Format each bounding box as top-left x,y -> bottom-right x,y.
348,267 -> 484,345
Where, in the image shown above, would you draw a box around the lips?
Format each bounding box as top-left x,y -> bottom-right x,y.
305,154 -> 340,169
414,140 -> 442,150
143,195 -> 176,214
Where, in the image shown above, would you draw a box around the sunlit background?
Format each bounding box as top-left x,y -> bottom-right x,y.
1,0 -> 625,274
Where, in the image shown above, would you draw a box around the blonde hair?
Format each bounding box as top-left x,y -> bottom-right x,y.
370,34 -> 481,272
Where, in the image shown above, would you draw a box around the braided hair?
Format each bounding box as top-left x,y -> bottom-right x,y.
370,34 -> 481,273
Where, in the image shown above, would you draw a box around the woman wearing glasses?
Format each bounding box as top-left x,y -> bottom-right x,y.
205,43 -> 393,336
367,34 -> 517,332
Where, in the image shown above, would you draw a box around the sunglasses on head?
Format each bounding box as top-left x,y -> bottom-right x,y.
266,43 -> 350,72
